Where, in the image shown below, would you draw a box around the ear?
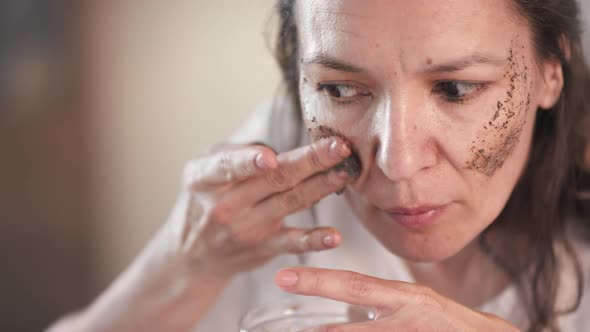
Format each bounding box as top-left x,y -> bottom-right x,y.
537,57 -> 564,110
537,35 -> 570,110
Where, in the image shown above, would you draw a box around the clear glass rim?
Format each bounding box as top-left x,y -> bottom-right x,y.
238,296 -> 351,331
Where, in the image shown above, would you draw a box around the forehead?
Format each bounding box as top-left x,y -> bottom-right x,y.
295,0 -> 525,69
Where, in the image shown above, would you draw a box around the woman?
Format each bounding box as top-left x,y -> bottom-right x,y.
50,0 -> 590,331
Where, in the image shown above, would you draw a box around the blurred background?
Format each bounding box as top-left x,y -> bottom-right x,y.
1,1 -> 279,331
0,1 -> 588,331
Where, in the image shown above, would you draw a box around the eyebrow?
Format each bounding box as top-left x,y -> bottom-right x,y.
301,53 -> 507,74
423,54 -> 507,73
301,54 -> 366,73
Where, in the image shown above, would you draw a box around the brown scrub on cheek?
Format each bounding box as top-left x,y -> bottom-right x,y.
300,75 -> 363,180
307,124 -> 363,179
466,39 -> 533,177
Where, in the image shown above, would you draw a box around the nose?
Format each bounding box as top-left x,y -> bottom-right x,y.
375,92 -> 438,182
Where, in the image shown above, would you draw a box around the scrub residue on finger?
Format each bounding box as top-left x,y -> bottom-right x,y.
307,123 -> 363,180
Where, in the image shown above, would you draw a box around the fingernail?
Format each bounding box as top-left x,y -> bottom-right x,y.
329,140 -> 350,159
339,142 -> 351,158
323,235 -> 335,247
323,233 -> 340,247
276,270 -> 299,287
328,140 -> 340,159
256,153 -> 276,170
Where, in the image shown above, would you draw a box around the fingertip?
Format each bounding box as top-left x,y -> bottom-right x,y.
255,152 -> 278,170
275,268 -> 299,288
322,232 -> 342,248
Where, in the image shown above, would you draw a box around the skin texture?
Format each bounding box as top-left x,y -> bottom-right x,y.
466,39 -> 533,176
295,0 -> 563,310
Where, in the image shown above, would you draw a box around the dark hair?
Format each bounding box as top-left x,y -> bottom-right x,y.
272,1 -> 590,331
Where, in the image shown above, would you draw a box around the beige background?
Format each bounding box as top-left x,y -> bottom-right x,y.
85,0 -> 280,290
84,1 -> 590,292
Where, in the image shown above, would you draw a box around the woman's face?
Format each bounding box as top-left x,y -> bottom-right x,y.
296,0 -> 555,262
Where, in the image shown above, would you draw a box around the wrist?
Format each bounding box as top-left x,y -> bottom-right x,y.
137,270 -> 232,332
83,242 -> 234,332
46,310 -> 88,332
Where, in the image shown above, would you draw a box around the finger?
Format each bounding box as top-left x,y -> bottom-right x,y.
226,137 -> 353,205
257,227 -> 342,255
247,169 -> 351,229
347,305 -> 375,323
274,268 -> 437,310
184,145 -> 278,189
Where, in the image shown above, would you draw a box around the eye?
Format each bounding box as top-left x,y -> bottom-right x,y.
433,81 -> 487,103
318,83 -> 371,103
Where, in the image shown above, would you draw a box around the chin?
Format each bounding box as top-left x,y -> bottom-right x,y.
347,192 -> 490,263
365,221 -> 475,263
389,241 -> 465,263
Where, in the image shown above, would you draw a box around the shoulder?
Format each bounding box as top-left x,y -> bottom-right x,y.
555,222 -> 590,329
566,221 -> 590,278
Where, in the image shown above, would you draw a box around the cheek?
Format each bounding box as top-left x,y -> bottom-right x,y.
300,80 -> 366,178
459,45 -> 538,227
466,44 -> 534,178
299,79 -> 367,141
301,83 -> 344,126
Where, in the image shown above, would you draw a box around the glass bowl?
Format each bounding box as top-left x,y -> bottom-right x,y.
239,297 -> 373,332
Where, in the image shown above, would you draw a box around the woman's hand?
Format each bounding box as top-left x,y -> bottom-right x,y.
56,139 -> 356,332
275,267 -> 520,332
170,137 -> 355,278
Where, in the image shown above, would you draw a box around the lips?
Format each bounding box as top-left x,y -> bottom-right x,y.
382,204 -> 448,229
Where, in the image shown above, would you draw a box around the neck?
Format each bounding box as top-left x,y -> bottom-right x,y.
404,233 -> 516,308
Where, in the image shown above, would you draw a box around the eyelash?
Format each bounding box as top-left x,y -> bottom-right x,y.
317,83 -> 371,104
317,81 -> 489,105
432,81 -> 489,103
